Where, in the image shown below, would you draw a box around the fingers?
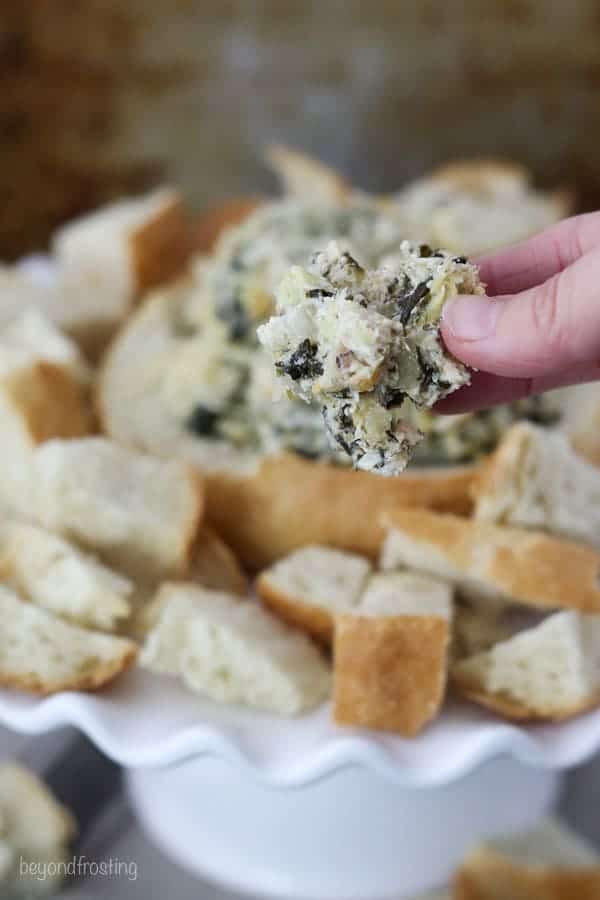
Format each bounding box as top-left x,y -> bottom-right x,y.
441,247 -> 600,379
476,211 -> 600,296
437,363 -> 600,414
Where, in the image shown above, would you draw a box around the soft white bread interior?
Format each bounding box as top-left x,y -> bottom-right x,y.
0,585 -> 137,694
473,422 -> 600,547
0,762 -> 76,894
556,381 -> 600,469
0,339 -> 92,515
380,509 -> 600,612
1,311 -> 91,385
256,545 -> 372,643
52,188 -> 189,356
452,610 -> 600,721
32,437 -> 203,578
139,583 -> 331,715
394,158 -> 572,256
333,572 -> 453,736
454,816 -> 600,899
265,144 -> 351,203
0,520 -> 133,631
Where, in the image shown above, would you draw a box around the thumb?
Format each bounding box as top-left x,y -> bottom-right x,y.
441,248 -> 600,379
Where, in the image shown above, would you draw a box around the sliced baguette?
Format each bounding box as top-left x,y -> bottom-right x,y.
334,572 -> 453,736
395,158 -> 572,256
473,422 -> 600,547
1,311 -> 91,385
256,545 -> 372,644
206,455 -> 476,570
0,520 -> 133,631
0,586 -> 137,694
452,610 -> 600,721
380,509 -> 600,613
191,197 -> 262,254
52,188 -> 189,356
454,816 -> 600,899
0,762 -> 76,894
0,763 -> 76,854
0,342 -> 92,515
265,144 -> 351,203
33,437 -> 203,579
139,583 -> 331,716
189,526 -> 248,596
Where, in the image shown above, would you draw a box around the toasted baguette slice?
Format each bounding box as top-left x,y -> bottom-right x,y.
381,509 -> 600,613
0,520 -> 133,630
189,526 -> 248,596
454,817 -> 600,899
0,585 -> 136,694
33,437 -> 203,578
473,422 -> 600,547
206,456 -> 476,570
334,572 -> 453,736
192,197 -> 262,254
256,545 -> 372,643
1,311 -> 91,385
265,145 -> 351,203
140,583 -> 331,715
0,342 -> 91,515
0,763 -> 76,853
52,188 -> 189,356
395,158 -> 572,256
557,382 -> 600,468
0,762 -> 76,894
452,610 -> 600,721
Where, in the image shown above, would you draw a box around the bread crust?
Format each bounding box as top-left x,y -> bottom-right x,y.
256,574 -> 335,644
381,509 -> 600,613
130,190 -> 191,294
454,848 -> 600,899
451,667 -> 600,722
0,642 -> 137,695
191,197 -> 263,254
333,613 -> 450,736
265,144 -> 351,203
8,360 -> 93,441
190,526 -> 248,596
206,456 -> 476,570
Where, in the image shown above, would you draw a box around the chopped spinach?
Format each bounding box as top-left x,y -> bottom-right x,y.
276,339 -> 323,381
186,405 -> 220,438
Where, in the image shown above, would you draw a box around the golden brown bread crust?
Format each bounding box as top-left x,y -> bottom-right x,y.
454,848 -> 600,900
0,642 -> 138,695
256,574 -> 335,645
9,361 -> 93,441
333,613 -> 450,736
130,191 -> 192,295
451,668 -> 600,723
265,144 -> 351,203
191,197 -> 263,254
381,509 -> 600,613
190,526 -> 248,596
205,455 -> 476,570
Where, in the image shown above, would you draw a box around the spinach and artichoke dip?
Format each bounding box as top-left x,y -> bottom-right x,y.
206,199 -> 410,342
257,240 -> 485,475
164,199 -> 560,469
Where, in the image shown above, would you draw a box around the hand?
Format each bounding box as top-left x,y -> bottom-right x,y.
437,212 -> 600,413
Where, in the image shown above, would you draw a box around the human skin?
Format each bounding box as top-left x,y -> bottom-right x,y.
437,212 -> 600,413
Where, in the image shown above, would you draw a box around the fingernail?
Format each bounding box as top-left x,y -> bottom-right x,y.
442,295 -> 499,342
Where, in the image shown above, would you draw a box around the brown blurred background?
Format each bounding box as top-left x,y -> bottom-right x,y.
2,0 -> 599,259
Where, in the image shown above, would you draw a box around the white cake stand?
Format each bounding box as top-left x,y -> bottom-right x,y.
1,669 -> 600,899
